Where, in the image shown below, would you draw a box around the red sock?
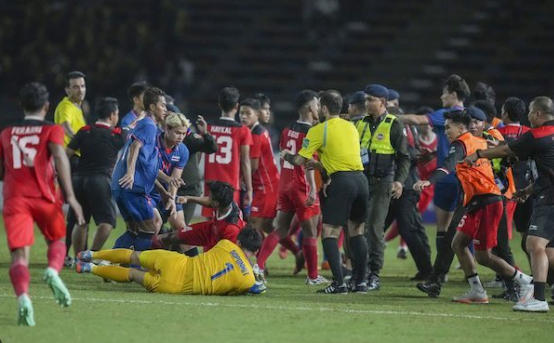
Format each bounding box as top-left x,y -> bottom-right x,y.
257,231 -> 280,270
47,240 -> 66,272
303,237 -> 318,279
10,260 -> 30,297
385,222 -> 399,242
280,236 -> 300,255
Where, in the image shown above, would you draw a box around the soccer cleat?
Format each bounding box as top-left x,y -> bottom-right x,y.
249,281 -> 267,294
63,256 -> 75,268
76,262 -> 94,273
492,289 -> 519,302
484,276 -> 505,289
17,294 -> 35,327
396,248 -> 407,260
252,264 -> 266,284
513,298 -> 549,312
452,289 -> 489,304
367,274 -> 380,291
517,283 -> 534,304
77,250 -> 93,262
351,282 -> 368,294
316,281 -> 348,294
43,268 -> 72,307
293,251 -> 305,275
416,280 -> 442,298
306,275 -> 329,285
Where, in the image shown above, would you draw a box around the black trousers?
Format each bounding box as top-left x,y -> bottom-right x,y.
492,199 -> 515,268
385,190 -> 433,274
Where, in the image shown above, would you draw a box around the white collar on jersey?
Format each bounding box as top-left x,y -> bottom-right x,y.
505,123 -> 521,126
24,115 -> 44,121
95,121 -> 111,128
297,120 -> 312,126
219,117 -> 236,121
216,205 -> 233,220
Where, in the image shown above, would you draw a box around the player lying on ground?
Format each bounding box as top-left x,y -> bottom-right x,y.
76,227 -> 265,295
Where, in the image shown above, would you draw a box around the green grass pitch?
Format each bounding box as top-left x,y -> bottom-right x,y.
0,217 -> 552,343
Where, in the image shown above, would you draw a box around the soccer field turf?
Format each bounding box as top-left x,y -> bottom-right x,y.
0,218 -> 552,343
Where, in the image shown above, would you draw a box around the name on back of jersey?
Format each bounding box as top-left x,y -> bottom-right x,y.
11,126 -> 43,135
287,130 -> 300,139
211,126 -> 232,134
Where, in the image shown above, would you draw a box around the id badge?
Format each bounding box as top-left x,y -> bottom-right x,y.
361,148 -> 369,165
494,177 -> 505,192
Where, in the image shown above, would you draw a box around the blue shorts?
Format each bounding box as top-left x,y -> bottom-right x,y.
433,177 -> 461,212
113,189 -> 155,223
151,192 -> 183,223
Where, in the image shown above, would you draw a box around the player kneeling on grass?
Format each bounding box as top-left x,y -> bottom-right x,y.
76,227 -> 266,295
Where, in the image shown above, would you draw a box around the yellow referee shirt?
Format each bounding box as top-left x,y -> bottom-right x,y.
54,96 -> 86,155
298,117 -> 363,175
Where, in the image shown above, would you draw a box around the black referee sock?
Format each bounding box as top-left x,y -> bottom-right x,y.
534,282 -> 546,301
322,237 -> 344,285
349,235 -> 368,285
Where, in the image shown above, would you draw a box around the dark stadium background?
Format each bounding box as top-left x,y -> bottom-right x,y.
1,0 -> 553,132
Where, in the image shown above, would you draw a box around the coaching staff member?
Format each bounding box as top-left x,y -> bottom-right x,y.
281,90 -> 369,294
66,97 -> 126,257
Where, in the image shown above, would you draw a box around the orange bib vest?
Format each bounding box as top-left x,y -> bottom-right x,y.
455,132 -> 501,206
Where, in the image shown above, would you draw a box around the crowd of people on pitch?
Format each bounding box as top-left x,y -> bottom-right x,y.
3,71 -> 554,327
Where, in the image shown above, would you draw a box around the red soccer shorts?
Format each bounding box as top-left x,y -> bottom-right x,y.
278,188 -> 320,222
457,200 -> 502,251
3,196 -> 66,250
251,189 -> 278,219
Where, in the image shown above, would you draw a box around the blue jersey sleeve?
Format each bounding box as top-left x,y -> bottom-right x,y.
120,112 -> 136,129
426,109 -> 446,128
132,120 -> 157,146
176,143 -> 189,169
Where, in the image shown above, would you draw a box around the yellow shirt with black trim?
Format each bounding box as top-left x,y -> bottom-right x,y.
54,96 -> 86,155
190,239 -> 255,295
298,117 -> 363,175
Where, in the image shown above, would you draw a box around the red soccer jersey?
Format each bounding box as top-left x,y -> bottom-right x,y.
417,132 -> 437,180
177,202 -> 246,251
279,121 -> 312,193
497,124 -> 530,143
250,123 -> 279,193
0,119 -> 64,202
204,118 -> 253,190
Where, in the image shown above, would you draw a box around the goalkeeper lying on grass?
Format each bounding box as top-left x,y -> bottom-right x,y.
76,227 -> 266,295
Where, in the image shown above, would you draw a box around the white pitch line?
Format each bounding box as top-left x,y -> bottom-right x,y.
2,294 -> 553,324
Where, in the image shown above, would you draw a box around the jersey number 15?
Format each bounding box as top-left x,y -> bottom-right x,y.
11,135 -> 39,169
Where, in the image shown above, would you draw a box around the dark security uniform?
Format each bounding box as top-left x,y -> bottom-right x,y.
356,113 -> 410,280
383,124 -> 433,277
179,129 -> 218,224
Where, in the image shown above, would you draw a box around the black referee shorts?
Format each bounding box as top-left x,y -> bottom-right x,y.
322,171 -> 369,227
70,174 -> 117,227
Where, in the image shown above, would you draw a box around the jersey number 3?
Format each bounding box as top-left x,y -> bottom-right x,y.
11,135 -> 39,169
208,136 -> 232,165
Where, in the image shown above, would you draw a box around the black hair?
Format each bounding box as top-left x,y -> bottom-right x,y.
128,82 -> 148,101
473,100 -> 497,123
65,71 -> 86,87
319,89 -> 343,115
254,93 -> 271,106
444,109 -> 471,128
341,95 -> 349,114
20,82 -> 49,112
415,106 -> 434,115
473,82 -> 496,104
531,96 -> 554,116
207,181 -> 235,208
295,89 -> 318,110
503,97 -> 526,122
444,74 -> 470,101
143,87 -> 165,111
240,98 -> 261,111
237,226 -> 263,253
218,87 -> 240,112
96,97 -> 119,120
